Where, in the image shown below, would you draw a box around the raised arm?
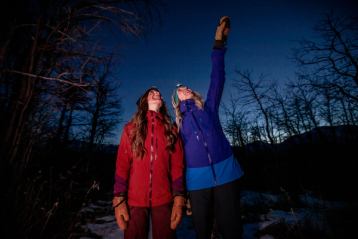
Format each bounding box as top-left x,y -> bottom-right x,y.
206,16 -> 230,112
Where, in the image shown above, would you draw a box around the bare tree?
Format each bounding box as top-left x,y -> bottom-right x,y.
0,0 -> 162,237
291,80 -> 321,130
294,13 -> 358,102
270,87 -> 299,139
222,95 -> 249,147
86,56 -> 122,148
233,70 -> 276,144
1,0 -> 160,165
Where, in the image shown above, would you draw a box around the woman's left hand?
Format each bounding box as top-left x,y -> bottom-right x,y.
170,196 -> 185,229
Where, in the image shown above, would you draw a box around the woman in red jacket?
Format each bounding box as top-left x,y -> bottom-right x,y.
113,87 -> 185,239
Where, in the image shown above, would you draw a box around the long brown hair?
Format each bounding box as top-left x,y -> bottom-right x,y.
130,88 -> 177,159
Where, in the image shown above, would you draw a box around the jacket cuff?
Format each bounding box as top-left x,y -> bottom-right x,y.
173,191 -> 185,197
213,40 -> 225,49
114,192 -> 127,197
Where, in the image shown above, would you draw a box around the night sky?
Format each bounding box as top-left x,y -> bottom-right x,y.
103,0 -> 357,144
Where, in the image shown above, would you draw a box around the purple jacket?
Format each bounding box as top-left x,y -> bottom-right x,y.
179,48 -> 244,191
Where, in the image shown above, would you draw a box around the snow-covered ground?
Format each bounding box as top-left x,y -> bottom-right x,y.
76,190 -> 346,239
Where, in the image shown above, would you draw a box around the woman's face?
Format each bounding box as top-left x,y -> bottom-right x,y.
177,86 -> 193,101
147,89 -> 163,108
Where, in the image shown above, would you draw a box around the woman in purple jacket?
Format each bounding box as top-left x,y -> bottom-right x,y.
172,16 -> 244,239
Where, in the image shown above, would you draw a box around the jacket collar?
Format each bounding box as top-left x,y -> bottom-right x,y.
179,99 -> 197,113
146,110 -> 164,121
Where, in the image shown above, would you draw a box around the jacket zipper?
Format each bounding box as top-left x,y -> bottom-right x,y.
191,112 -> 217,185
148,112 -> 155,207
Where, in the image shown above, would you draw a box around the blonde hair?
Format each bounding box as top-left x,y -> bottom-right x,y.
172,90 -> 204,130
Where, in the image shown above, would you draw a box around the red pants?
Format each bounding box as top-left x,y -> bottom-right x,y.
124,203 -> 176,239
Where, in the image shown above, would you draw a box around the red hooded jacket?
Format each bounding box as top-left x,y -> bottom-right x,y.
114,110 -> 184,207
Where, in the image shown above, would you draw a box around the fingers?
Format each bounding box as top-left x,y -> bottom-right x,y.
171,209 -> 176,221
170,219 -> 180,230
170,207 -> 182,229
118,216 -> 127,230
122,209 -> 129,222
215,16 -> 230,41
115,210 -> 127,230
170,210 -> 176,229
218,16 -> 230,29
114,204 -> 129,230
219,16 -> 230,25
216,22 -> 226,32
170,214 -> 180,230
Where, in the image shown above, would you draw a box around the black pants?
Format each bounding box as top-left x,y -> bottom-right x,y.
189,180 -> 242,239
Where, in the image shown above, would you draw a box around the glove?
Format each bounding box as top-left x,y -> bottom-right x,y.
170,196 -> 185,229
214,16 -> 230,47
113,196 -> 129,230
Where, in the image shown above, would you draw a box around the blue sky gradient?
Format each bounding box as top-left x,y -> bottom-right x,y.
101,0 -> 357,144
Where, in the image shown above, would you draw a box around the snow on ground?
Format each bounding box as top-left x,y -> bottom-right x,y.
77,191 -> 346,239
85,216 -> 122,239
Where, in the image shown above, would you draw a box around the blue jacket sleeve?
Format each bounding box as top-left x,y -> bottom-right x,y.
205,48 -> 227,112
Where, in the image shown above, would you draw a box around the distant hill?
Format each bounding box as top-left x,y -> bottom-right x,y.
233,125 -> 358,201
281,124 -> 358,145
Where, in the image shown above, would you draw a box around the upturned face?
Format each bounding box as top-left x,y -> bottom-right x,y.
177,86 -> 193,101
147,89 -> 163,108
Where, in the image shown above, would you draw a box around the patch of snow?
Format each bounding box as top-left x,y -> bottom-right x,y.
83,221 -> 123,239
77,190 -> 346,239
241,191 -> 280,207
299,193 -> 346,208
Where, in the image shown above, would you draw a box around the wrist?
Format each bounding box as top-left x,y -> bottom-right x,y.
112,196 -> 126,208
213,40 -> 225,49
173,195 -> 185,208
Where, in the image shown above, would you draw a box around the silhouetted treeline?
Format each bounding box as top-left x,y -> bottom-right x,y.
220,12 -> 358,202
223,13 -> 358,147
220,13 -> 358,203
0,0 -> 161,238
